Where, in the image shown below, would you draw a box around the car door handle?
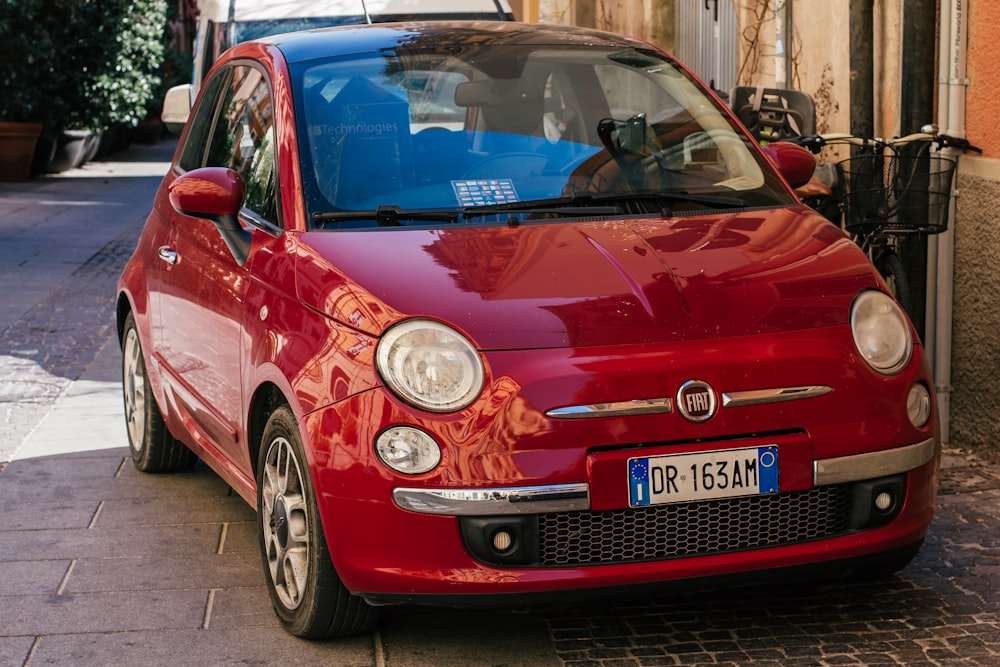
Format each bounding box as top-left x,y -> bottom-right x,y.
157,246 -> 179,265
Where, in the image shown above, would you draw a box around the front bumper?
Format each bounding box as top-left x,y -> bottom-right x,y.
315,437 -> 938,599
393,437 -> 936,516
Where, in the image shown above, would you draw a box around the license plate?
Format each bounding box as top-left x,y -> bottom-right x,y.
628,446 -> 778,507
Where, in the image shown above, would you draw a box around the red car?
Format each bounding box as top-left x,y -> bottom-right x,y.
117,21 -> 939,638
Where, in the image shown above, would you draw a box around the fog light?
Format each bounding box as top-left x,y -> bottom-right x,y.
848,475 -> 905,529
906,383 -> 932,428
459,516 -> 539,566
875,490 -> 895,512
375,426 -> 441,475
492,529 -> 513,553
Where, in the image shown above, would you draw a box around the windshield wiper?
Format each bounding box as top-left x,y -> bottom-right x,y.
457,193 -> 623,219
312,199 -> 624,228
310,191 -> 741,228
313,205 -> 465,227
585,191 -> 747,215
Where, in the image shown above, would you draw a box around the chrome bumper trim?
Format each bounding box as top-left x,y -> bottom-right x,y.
546,398 -> 672,419
722,385 -> 832,407
393,483 -> 591,516
814,437 -> 938,486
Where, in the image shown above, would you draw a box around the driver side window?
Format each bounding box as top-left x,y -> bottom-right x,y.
205,65 -> 280,227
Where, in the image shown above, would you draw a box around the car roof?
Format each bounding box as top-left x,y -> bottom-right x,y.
265,20 -> 644,65
198,0 -> 513,22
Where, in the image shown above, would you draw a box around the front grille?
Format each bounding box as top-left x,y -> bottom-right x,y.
538,485 -> 853,566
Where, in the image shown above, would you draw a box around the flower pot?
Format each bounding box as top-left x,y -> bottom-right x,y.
0,121 -> 43,181
47,129 -> 93,173
31,131 -> 59,176
82,129 -> 102,163
95,124 -> 132,160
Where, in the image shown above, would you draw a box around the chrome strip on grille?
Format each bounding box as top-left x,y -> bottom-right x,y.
546,398 -> 672,419
394,483 -> 591,516
548,385 -> 832,419
814,437 -> 937,485
721,385 -> 832,407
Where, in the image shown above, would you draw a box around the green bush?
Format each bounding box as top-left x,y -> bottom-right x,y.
0,0 -> 167,131
0,0 -> 63,125
64,0 -> 168,129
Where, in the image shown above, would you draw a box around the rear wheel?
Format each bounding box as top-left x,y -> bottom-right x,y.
257,406 -> 378,638
121,312 -> 196,472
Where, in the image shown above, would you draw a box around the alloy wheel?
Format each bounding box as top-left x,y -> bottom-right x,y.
122,327 -> 147,454
260,436 -> 311,611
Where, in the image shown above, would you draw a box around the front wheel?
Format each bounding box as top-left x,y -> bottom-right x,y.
874,250 -> 913,320
257,406 -> 378,638
121,312 -> 196,472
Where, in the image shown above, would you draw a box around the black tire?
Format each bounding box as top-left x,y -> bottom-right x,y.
257,406 -> 378,638
875,250 -> 914,320
121,312 -> 196,472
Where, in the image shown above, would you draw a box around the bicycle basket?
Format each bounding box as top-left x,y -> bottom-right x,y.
836,154 -> 957,234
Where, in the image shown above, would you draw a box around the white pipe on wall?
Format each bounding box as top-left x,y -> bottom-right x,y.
930,0 -> 969,444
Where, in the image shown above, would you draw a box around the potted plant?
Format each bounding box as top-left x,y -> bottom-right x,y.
83,0 -> 167,157
0,0 -> 55,180
40,0 -> 98,172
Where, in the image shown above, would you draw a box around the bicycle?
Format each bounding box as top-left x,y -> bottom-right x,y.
785,126 -> 981,320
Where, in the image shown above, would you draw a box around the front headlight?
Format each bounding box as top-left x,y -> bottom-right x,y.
376,319 -> 484,412
851,290 -> 913,374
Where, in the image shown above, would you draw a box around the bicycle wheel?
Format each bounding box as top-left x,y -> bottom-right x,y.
875,250 -> 913,320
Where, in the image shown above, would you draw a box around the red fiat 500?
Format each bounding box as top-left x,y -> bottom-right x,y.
117,22 -> 939,638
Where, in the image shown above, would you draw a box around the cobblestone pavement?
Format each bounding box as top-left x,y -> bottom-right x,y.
1,141 -> 999,666
541,455 -> 1000,667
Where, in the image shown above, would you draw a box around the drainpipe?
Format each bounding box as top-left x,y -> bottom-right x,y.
849,0 -> 874,139
929,0 -> 969,444
899,0 -> 936,340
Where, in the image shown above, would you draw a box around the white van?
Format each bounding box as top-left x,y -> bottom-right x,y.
162,0 -> 515,132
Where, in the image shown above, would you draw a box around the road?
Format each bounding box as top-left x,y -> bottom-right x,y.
1,138 -> 998,666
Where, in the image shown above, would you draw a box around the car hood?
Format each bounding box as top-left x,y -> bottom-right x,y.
295,207 -> 878,349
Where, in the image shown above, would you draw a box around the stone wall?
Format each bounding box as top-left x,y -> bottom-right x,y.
951,161 -> 1000,449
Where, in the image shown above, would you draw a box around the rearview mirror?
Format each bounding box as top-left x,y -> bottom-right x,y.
598,114 -> 648,154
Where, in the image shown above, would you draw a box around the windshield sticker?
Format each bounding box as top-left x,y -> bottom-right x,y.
452,179 -> 519,207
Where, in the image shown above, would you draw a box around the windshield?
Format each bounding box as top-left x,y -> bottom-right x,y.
292,44 -> 795,229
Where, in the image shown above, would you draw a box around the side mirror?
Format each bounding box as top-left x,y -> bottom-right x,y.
168,167 -> 251,265
762,141 -> 817,188
161,84 -> 194,135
